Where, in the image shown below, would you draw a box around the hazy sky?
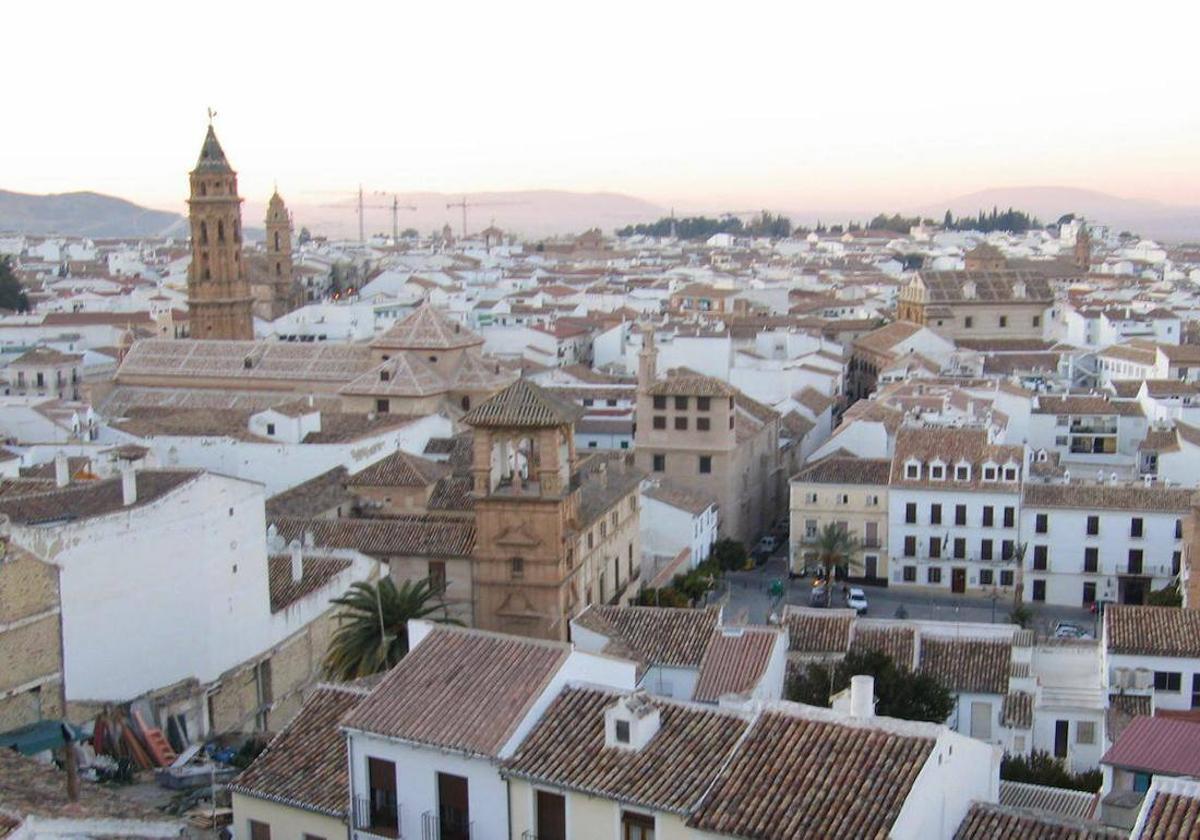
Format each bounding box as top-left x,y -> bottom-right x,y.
5,0 -> 1199,215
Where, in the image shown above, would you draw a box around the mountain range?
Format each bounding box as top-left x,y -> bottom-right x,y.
3,185 -> 1199,243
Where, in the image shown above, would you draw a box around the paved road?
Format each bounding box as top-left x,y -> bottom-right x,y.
717,553 -> 1100,639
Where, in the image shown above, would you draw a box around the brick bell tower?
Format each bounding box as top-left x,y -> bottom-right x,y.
187,121 -> 254,340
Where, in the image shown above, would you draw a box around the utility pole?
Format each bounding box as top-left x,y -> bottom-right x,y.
357,185 -> 365,244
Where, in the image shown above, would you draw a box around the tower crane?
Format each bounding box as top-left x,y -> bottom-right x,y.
445,196 -> 525,238
318,186 -> 417,243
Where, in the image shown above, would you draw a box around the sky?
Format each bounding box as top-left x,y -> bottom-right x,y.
4,0 -> 1199,216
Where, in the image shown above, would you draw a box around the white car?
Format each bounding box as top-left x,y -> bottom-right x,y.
846,587 -> 869,615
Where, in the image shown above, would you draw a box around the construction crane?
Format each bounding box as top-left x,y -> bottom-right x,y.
445,196 -> 525,238
318,186 -> 417,243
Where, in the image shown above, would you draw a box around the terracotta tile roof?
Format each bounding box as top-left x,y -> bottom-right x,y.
851,624 -> 916,670
371,302 -> 484,350
462,378 -> 583,428
689,709 -> 935,839
573,605 -> 719,668
645,371 -> 737,398
427,475 -> 474,512
693,628 -> 781,702
1034,395 -> 1144,418
118,338 -> 375,383
793,455 -> 892,485
1098,344 -> 1157,365
796,386 -> 835,415
891,426 -> 1024,490
919,637 -> 1011,695
782,606 -> 855,653
267,553 -> 354,613
853,320 -> 924,355
1002,691 -> 1034,729
1023,483 -> 1192,514
0,745 -> 176,827
349,450 -> 450,487
339,353 -> 447,397
917,269 -> 1053,303
272,515 -> 475,559
266,467 -> 352,518
1135,787 -> 1200,840
504,686 -> 748,814
9,346 -> 83,365
1106,606 -> 1200,658
229,684 -> 367,817
642,480 -> 716,515
953,802 -> 1123,839
0,469 -> 200,525
1102,716 -> 1200,776
999,781 -> 1099,820
342,626 -> 569,757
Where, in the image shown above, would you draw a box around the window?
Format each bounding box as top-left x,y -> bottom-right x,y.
1035,513 -> 1048,534
1083,582 -> 1096,605
905,462 -> 920,479
1131,517 -> 1144,538
930,504 -> 942,525
1033,315 -> 1041,328
510,557 -> 524,579
1003,507 -> 1015,528
615,719 -> 630,743
674,416 -> 687,431
697,397 -> 710,411
805,492 -> 818,504
653,416 -> 666,430
266,422 -> 276,436
970,701 -> 992,740
652,454 -> 665,472
928,567 -> 942,584
1086,516 -> 1099,536
621,811 -> 655,840
1177,519 -> 1184,539
955,504 -> 967,526
965,316 -> 973,328
429,561 -> 446,592
999,315 -> 1008,328
955,464 -> 970,481
954,537 -> 966,559
805,519 -> 818,539
249,821 -> 271,840
1032,580 -> 1046,602
981,539 -> 993,561
1000,569 -> 1014,586
983,466 -> 997,481
1192,675 -> 1200,709
1084,547 -> 1098,573
697,417 -> 710,431
929,537 -> 941,559
838,494 -> 849,505
653,396 -> 666,410
1033,545 -> 1047,570
1003,466 -> 1017,482
375,399 -> 389,414
930,463 -> 945,480
982,506 -> 994,527
1175,551 -> 1182,576
903,566 -> 917,582
904,536 -> 917,557
1128,549 -> 1143,575
905,502 -> 917,524
1054,721 -> 1069,759
698,455 -> 712,474
979,569 -> 994,585
673,396 -> 688,411
1002,540 -> 1014,560
1154,671 -> 1182,693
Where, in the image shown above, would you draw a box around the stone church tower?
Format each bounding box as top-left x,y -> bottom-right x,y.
1074,224 -> 1092,272
187,125 -> 254,340
251,189 -> 298,320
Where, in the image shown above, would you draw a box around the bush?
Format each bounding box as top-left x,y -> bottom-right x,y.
1010,604 -> 1033,628
1148,583 -> 1182,608
1001,751 -> 1102,792
713,538 -> 748,572
786,649 -> 955,723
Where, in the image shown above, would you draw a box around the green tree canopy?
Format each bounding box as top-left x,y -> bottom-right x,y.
815,521 -> 859,582
787,648 -> 955,723
0,258 -> 30,313
323,577 -> 459,680
1001,750 -> 1102,792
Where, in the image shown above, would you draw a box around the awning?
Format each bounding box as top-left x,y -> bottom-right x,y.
0,719 -> 83,756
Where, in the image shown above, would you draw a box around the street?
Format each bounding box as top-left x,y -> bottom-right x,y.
717,554 -> 1101,639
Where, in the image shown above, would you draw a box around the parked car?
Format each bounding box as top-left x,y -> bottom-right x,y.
1054,621 -> 1090,640
755,536 -> 778,556
845,587 -> 869,615
809,581 -> 829,607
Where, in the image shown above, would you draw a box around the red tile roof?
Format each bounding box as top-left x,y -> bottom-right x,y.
693,628 -> 780,702
1102,716 -> 1200,777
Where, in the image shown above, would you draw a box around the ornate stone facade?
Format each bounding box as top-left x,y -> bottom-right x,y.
187,125 -> 255,340
250,190 -> 300,321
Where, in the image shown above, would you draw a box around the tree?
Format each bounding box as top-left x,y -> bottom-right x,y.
713,538 -> 748,572
0,258 -> 30,313
298,226 -> 312,246
815,522 -> 859,583
400,227 -> 420,239
1001,751 -> 1102,792
1148,582 -> 1182,607
787,649 -> 955,723
323,577 -> 459,680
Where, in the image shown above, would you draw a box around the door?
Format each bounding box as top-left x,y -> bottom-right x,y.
437,772 -> 470,840
864,555 -> 878,580
864,521 -> 878,548
367,758 -> 398,834
1054,720 -> 1069,759
951,567 -> 966,594
535,790 -> 566,840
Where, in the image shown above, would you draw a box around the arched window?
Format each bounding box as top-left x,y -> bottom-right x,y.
233,220 -> 241,243
217,220 -> 225,243
461,396 -> 471,411
274,231 -> 280,251
203,268 -> 211,280
199,222 -> 208,245
198,183 -> 207,197
275,261 -> 281,276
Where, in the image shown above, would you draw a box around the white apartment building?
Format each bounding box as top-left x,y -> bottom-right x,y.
1027,394 -> 1148,473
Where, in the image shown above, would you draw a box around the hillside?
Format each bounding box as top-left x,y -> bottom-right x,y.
914,186 -> 1200,243
0,190 -> 187,239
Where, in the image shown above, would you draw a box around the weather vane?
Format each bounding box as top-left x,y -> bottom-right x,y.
207,107 -> 218,124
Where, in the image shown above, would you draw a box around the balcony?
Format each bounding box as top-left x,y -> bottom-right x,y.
353,796 -> 401,840
422,810 -> 473,840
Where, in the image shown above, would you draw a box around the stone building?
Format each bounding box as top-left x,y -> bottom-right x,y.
0,537 -> 64,734
248,190 -> 301,321
789,455 -> 892,582
897,269 -> 1053,341
464,379 -> 643,640
3,346 -> 83,400
633,329 -> 783,544
187,124 -> 255,340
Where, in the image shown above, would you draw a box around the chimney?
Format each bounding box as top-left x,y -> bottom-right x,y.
849,674 -> 875,719
289,539 -> 304,583
121,466 -> 137,506
54,452 -> 69,488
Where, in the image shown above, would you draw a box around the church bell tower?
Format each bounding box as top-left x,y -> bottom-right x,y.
186,122 -> 254,340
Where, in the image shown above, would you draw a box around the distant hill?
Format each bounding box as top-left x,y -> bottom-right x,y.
282,190 -> 667,240
914,186 -> 1200,243
0,190 -> 187,239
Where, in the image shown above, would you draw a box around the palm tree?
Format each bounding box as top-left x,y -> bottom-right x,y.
323,577 -> 460,680
816,522 -> 860,599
